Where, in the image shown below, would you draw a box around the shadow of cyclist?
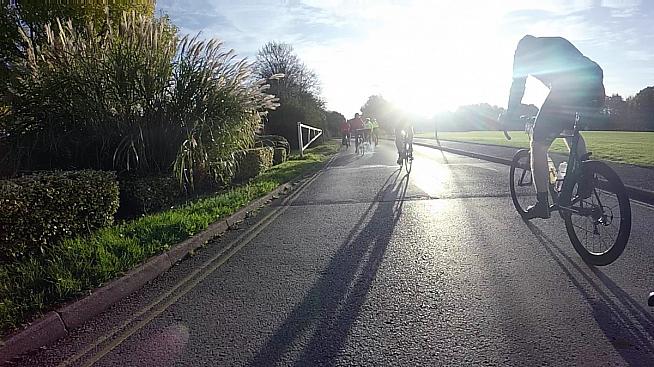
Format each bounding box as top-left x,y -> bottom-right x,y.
525,222 -> 654,365
248,170 -> 410,366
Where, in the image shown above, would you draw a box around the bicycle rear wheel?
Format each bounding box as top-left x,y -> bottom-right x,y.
559,160 -> 631,266
509,149 -> 534,216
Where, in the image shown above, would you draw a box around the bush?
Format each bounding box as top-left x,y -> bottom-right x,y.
117,174 -> 187,218
1,13 -> 277,188
0,170 -> 119,261
255,134 -> 290,154
233,147 -> 273,182
273,147 -> 287,165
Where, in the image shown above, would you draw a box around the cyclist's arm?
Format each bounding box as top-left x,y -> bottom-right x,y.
507,43 -> 529,113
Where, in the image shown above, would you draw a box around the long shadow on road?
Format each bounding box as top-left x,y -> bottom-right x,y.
248,168 -> 409,367
526,223 -> 654,365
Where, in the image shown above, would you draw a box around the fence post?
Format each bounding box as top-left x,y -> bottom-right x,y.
297,122 -> 304,158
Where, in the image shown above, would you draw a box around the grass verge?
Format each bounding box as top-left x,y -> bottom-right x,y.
0,141 -> 338,335
417,131 -> 654,167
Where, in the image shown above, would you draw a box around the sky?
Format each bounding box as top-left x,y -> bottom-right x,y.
156,0 -> 654,117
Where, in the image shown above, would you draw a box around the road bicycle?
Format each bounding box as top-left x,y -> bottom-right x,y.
340,133 -> 350,150
506,114 -> 631,266
399,130 -> 413,174
355,129 -> 369,156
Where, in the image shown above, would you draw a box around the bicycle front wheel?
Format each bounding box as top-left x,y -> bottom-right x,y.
559,160 -> 631,266
509,149 -> 533,216
403,149 -> 412,174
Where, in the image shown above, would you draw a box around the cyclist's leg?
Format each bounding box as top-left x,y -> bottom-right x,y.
395,135 -> 403,164
408,130 -> 414,159
529,93 -> 570,218
563,135 -> 587,158
355,131 -> 360,152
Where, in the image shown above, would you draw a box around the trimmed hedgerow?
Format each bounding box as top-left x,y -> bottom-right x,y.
233,147 -> 274,182
117,174 -> 186,218
273,147 -> 287,165
255,134 -> 290,154
0,170 -> 119,261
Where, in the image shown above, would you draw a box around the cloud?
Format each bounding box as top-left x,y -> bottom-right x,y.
156,0 -> 653,115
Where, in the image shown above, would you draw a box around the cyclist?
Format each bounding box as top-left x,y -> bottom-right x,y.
339,118 -> 350,148
371,118 -> 380,145
394,118 -> 414,165
365,118 -> 374,144
348,113 -> 365,153
500,35 -> 605,220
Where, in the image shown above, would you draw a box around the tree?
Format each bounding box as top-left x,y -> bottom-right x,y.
325,110 -> 345,137
360,95 -> 395,131
628,86 -> 654,131
604,94 -> 628,130
254,41 -> 320,100
254,41 -> 325,147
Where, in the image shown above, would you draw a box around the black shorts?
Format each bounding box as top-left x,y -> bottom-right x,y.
533,84 -> 604,144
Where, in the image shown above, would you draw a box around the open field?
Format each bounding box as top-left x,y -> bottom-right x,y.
416,131 -> 654,167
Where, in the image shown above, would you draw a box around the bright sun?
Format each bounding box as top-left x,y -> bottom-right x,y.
317,1 -> 551,117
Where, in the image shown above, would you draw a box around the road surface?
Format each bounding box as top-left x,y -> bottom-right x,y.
13,140 -> 654,366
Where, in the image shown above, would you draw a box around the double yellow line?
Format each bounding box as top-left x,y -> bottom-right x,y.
59,168 -> 326,367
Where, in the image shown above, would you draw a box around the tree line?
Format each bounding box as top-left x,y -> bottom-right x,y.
350,87 -> 654,134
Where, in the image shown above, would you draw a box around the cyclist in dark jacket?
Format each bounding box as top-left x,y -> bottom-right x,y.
501,35 -> 605,220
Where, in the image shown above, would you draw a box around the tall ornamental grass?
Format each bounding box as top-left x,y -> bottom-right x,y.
1,12 -> 277,187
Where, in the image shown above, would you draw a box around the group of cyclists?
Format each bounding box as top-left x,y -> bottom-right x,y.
339,113 -> 379,153
337,34 -> 653,306
340,35 -> 608,221
340,113 -> 414,164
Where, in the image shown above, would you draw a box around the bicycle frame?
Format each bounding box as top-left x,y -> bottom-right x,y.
518,114 -> 598,217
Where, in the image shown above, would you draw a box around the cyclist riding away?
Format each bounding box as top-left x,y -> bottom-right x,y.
500,35 -> 605,220
365,118 -> 374,144
348,113 -> 365,153
394,118 -> 414,165
339,118 -> 350,148
371,118 -> 380,145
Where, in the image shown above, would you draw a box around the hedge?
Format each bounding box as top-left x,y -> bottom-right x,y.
0,170 -> 119,261
233,147 -> 274,182
273,147 -> 287,165
117,174 -> 186,218
255,134 -> 290,154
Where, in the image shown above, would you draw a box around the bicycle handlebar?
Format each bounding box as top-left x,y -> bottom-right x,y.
497,113 -> 512,141
503,130 -> 512,141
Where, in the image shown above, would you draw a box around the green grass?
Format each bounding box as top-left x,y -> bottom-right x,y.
417,131 -> 654,167
0,141 -> 338,335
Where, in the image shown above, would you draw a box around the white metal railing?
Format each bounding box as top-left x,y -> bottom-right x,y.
297,122 -> 323,158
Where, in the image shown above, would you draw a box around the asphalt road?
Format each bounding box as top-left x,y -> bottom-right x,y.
13,140 -> 654,366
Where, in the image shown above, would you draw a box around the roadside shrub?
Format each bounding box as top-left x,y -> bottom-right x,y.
117,174 -> 186,218
273,147 -> 287,165
1,13 -> 277,189
255,134 -> 290,154
0,170 -> 119,261
233,147 -> 274,182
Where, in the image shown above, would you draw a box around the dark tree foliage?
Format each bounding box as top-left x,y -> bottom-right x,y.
254,41 -> 325,147
325,110 -> 346,137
